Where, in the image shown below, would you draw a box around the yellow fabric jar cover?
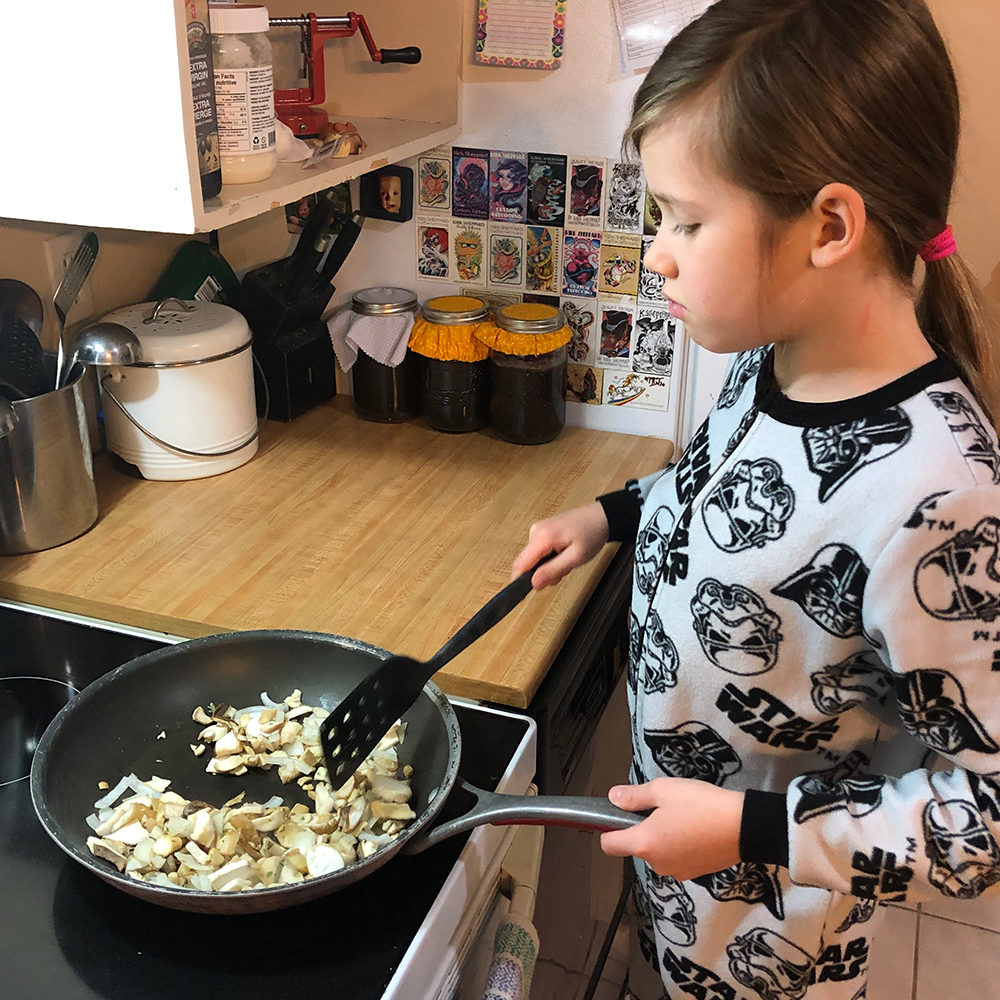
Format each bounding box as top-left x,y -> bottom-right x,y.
409,295 -> 493,362
473,302 -> 571,356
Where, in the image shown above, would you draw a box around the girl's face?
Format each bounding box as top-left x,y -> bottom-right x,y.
640,115 -> 812,355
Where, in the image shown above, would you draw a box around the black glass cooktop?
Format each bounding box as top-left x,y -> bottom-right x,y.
0,604 -> 529,1000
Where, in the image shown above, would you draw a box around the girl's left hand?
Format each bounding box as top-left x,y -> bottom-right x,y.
600,777 -> 744,881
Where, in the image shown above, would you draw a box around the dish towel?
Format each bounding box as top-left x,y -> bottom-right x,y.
327,306 -> 415,372
481,890 -> 539,1000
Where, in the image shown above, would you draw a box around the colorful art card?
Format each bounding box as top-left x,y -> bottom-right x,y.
566,363 -> 603,405
526,152 -> 567,228
416,145 -> 452,212
415,217 -> 451,281
489,150 -> 529,223
638,236 -> 666,303
597,300 -> 635,369
604,370 -> 670,410
561,297 -> 598,365
488,222 -> 526,289
598,233 -> 641,297
632,306 -> 676,376
605,161 -> 643,233
566,156 -> 606,230
525,224 -> 561,293
452,219 -> 488,284
643,188 -> 663,235
561,229 -> 601,298
452,146 -> 491,219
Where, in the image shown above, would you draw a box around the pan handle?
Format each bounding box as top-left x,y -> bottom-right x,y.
403,778 -> 645,854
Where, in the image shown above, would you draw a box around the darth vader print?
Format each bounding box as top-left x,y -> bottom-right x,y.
914,516 -> 1000,622
691,578 -> 783,674
773,544 -> 868,638
809,650 -> 892,716
803,407 -> 911,502
695,861 -> 785,920
793,758 -> 886,823
644,720 -> 741,785
924,798 -> 1000,898
930,391 -> 1000,484
702,458 -> 795,553
895,669 -> 999,755
717,347 -> 767,409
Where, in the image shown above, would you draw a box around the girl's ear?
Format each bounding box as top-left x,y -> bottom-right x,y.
809,183 -> 866,269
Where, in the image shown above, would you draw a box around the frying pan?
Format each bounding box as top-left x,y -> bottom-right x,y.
31,630 -> 640,914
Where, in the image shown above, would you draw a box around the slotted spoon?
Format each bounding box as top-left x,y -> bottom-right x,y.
321,557 -> 551,782
53,232 -> 99,389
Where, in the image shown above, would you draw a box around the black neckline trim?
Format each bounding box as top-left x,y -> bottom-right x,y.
753,348 -> 960,427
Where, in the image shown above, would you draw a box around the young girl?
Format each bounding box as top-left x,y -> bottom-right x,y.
512,1 -> 1000,996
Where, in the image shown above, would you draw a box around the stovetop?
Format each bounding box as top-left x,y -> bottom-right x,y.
0,603 -> 532,1000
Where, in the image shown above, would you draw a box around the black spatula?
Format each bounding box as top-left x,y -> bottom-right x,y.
321,556 -> 551,781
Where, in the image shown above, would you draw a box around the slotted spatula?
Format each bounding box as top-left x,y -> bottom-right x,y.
53,232 -> 99,389
321,557 -> 551,781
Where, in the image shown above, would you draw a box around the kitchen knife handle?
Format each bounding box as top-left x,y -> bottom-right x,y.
315,212 -> 364,287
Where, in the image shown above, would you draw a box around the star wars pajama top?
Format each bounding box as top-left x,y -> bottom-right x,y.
598,346 -> 1000,1000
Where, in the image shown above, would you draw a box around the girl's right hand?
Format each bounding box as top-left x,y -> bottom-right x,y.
511,501 -> 610,590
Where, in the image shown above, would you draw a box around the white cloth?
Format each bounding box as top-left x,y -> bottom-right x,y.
327,306 -> 415,372
275,119 -> 313,162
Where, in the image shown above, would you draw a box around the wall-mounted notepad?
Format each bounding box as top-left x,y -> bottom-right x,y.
474,0 -> 566,71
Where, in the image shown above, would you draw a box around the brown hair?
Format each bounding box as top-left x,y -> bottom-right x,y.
626,0 -> 997,420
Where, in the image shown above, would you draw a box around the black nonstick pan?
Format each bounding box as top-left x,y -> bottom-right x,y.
31,630 -> 639,914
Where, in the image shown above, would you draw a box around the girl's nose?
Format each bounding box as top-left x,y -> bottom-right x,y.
643,232 -> 678,280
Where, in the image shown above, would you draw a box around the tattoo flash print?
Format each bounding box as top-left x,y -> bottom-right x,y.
694,862 -> 785,920
488,224 -> 524,287
562,230 -> 601,297
562,298 -> 596,363
638,236 -> 665,302
914,516 -> 1000,622
930,390 -> 1000,483
803,408 -> 911,502
416,148 -> 450,209
644,721 -> 742,785
647,871 -> 697,945
488,150 -> 528,223
702,458 -> 795,553
451,146 -> 490,219
416,221 -> 450,279
606,161 -> 643,233
453,221 -> 485,282
894,669 -> 999,755
773,544 -> 868,638
925,798 -> 1000,898
631,308 -> 675,376
809,650 -> 892,716
726,927 -> 813,1000
525,225 -> 559,292
526,152 -> 567,228
691,579 -> 784,675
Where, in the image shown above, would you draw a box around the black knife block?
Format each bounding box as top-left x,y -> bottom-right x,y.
257,319 -> 337,422
234,262 -> 334,355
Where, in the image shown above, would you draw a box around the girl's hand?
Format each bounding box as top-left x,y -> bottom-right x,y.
600,778 -> 744,881
511,502 -> 610,589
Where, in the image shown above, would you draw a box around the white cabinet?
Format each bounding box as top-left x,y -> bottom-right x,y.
0,1 -> 459,234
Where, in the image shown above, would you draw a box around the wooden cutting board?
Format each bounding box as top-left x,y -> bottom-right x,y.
0,398 -> 671,707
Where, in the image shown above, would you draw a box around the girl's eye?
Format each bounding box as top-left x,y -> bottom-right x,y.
672,222 -> 701,236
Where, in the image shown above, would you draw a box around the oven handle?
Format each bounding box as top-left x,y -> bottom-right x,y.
403,778 -> 646,853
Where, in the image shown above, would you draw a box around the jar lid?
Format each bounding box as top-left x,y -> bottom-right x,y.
209,4 -> 270,33
496,302 -> 564,335
101,299 -> 251,366
421,295 -> 490,325
352,286 -> 419,316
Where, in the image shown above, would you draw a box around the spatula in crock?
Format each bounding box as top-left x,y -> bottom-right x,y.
321,557 -> 551,781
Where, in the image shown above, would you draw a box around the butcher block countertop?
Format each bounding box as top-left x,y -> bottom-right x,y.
0,399 -> 671,708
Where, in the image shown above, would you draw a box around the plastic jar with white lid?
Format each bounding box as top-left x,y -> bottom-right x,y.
209,3 -> 278,185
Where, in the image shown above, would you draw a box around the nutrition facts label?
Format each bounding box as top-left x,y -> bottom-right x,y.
213,65 -> 275,154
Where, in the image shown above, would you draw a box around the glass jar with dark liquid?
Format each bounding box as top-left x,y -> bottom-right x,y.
489,304 -> 567,445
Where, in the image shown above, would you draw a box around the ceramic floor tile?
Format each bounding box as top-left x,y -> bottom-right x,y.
919,890 -> 1000,932
915,914 -> 1000,998
867,904 -> 916,1000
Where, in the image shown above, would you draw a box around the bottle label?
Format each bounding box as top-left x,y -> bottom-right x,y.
213,65 -> 276,155
187,13 -> 220,179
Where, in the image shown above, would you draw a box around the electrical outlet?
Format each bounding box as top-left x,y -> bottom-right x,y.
43,230 -> 95,320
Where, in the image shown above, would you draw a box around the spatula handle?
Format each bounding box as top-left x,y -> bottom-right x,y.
428,554 -> 553,672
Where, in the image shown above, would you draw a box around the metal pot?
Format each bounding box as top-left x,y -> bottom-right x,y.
31,630 -> 638,914
97,298 -> 260,481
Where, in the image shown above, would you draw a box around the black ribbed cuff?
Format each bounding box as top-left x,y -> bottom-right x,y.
596,487 -> 642,543
739,789 -> 789,868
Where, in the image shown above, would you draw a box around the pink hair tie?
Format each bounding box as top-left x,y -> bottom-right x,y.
919,224 -> 957,262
